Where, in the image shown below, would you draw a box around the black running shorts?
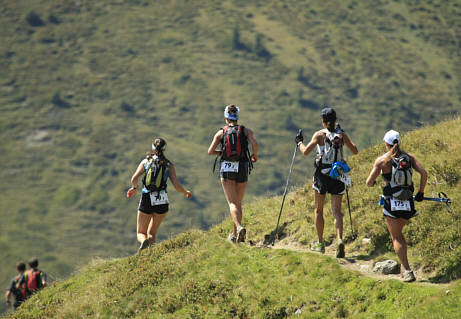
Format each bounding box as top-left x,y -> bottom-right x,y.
312,169 -> 345,195
220,161 -> 249,183
382,196 -> 417,220
138,192 -> 169,214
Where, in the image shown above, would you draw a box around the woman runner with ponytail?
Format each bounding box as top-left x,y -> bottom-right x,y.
127,138 -> 192,251
296,107 -> 358,257
366,130 -> 427,282
208,104 -> 258,243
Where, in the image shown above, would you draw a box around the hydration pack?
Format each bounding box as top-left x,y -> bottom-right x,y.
142,156 -> 169,196
388,152 -> 413,200
316,127 -> 344,174
221,125 -> 249,161
14,274 -> 28,300
25,269 -> 43,293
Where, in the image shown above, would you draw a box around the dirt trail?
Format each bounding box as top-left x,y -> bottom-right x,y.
246,240 -> 447,286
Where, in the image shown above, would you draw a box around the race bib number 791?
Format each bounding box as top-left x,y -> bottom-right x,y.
221,161 -> 239,173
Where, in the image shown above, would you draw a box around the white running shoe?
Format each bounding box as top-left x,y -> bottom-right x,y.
236,226 -> 246,243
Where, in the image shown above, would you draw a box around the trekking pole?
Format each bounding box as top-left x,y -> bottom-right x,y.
414,192 -> 452,212
271,130 -> 301,246
345,186 -> 356,240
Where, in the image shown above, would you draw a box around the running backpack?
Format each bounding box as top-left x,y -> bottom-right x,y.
221,125 -> 249,162
25,269 -> 42,293
316,127 -> 344,174
142,157 -> 169,194
388,152 -> 413,200
14,274 -> 28,300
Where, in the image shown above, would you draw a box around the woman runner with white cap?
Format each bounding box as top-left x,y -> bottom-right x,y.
366,130 -> 427,282
208,104 -> 258,243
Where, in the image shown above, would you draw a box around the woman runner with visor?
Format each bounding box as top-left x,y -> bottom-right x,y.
366,130 -> 427,282
127,138 -> 192,251
208,104 -> 258,243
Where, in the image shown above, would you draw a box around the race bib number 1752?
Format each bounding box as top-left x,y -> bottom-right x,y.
390,199 -> 411,211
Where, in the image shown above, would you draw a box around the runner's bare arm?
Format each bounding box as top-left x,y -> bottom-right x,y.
245,127 -> 258,162
410,155 -> 427,193
168,164 -> 192,198
5,290 -> 11,307
343,133 -> 358,154
207,130 -> 223,156
366,157 -> 382,186
299,131 -> 322,156
127,160 -> 145,198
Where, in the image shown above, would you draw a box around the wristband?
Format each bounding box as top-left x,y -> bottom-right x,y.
297,141 -> 303,146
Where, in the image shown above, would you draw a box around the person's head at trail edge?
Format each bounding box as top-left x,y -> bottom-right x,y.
224,104 -> 239,124
28,257 -> 39,269
321,106 -> 337,132
16,262 -> 26,273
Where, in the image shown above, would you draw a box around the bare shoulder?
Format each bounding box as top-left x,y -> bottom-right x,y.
244,126 -> 254,136
312,129 -> 326,143
214,129 -> 224,139
374,154 -> 389,167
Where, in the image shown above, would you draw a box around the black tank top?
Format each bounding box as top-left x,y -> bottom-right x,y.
382,172 -> 391,182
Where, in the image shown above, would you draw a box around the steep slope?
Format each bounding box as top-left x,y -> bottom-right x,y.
5,118 -> 461,318
1,0 -> 460,314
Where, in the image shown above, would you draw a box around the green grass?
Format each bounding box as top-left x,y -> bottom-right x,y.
7,230 -> 461,318
1,0 -> 461,315
4,118 -> 461,318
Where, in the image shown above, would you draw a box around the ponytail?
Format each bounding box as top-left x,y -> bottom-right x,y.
386,139 -> 402,159
147,138 -> 170,165
326,120 -> 335,132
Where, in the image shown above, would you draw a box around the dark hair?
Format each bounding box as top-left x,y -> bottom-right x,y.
321,107 -> 336,132
28,258 -> 39,268
148,138 -> 169,166
324,119 -> 335,132
226,104 -> 239,124
227,104 -> 238,114
17,262 -> 26,272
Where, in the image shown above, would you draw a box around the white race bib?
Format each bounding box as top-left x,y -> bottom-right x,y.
220,161 -> 239,173
390,199 -> 411,211
150,190 -> 169,206
339,174 -> 352,187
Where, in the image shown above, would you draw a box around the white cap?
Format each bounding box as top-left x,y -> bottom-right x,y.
383,130 -> 401,146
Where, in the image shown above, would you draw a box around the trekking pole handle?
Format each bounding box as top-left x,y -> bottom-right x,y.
414,192 -> 452,212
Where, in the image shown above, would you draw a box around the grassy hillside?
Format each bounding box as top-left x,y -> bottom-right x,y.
5,118 -> 461,318
1,0 -> 460,314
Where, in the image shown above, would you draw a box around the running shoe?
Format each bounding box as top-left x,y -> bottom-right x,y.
228,233 -> 237,243
336,239 -> 345,258
402,270 -> 416,282
139,238 -> 150,251
310,241 -> 325,253
236,226 -> 246,243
